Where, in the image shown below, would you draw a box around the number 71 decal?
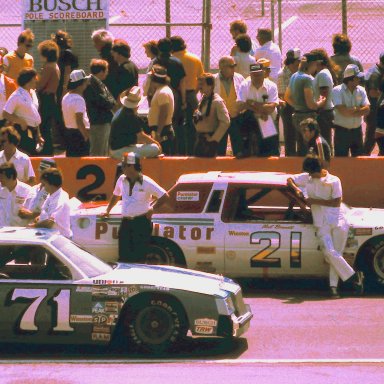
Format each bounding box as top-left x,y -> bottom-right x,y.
10,288 -> 74,333
250,231 -> 302,268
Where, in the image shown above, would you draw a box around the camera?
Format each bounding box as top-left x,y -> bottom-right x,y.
193,110 -> 204,125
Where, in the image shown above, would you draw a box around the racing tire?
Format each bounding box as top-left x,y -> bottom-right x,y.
143,244 -> 175,265
362,240 -> 384,291
125,295 -> 188,354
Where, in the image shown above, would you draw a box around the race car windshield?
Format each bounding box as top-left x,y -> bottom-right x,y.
51,236 -> 112,278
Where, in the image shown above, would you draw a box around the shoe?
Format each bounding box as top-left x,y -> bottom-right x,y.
353,271 -> 364,296
329,286 -> 340,299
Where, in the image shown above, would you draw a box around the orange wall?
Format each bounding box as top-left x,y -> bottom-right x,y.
30,157 -> 384,208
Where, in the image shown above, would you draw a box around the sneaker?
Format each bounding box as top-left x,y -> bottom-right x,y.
353,271 -> 364,296
329,286 -> 340,299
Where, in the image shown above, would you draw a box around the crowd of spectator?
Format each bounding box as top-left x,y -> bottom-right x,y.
0,21 -> 384,161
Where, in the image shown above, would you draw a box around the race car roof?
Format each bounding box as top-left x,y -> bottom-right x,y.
0,227 -> 55,243
177,171 -> 293,186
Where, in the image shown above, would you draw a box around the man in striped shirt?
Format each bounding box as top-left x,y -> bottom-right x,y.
300,118 -> 331,169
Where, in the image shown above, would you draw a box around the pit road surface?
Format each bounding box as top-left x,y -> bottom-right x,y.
1,281 -> 383,384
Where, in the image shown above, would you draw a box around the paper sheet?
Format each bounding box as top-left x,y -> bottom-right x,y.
257,115 -> 278,139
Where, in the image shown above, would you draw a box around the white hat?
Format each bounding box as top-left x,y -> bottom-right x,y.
343,64 -> 364,79
120,86 -> 144,109
69,69 -> 91,83
121,151 -> 139,165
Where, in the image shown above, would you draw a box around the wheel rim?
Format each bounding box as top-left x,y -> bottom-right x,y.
145,245 -> 171,265
135,306 -> 175,345
373,247 -> 384,280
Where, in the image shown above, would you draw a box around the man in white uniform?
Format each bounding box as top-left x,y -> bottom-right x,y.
0,162 -> 31,226
103,152 -> 169,263
287,156 -> 364,297
28,168 -> 72,238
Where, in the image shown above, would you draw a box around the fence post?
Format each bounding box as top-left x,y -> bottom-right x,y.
342,0 -> 347,34
270,0 -> 275,42
261,0 -> 265,16
202,0 -> 211,71
166,0 -> 171,38
277,0 -> 282,51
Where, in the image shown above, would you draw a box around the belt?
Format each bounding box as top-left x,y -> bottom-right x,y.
333,124 -> 361,131
122,212 -> 149,221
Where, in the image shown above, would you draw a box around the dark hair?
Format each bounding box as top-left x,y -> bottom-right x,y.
170,36 -> 186,52
38,40 -> 59,62
310,48 -> 338,84
40,168 -> 63,187
230,20 -> 248,34
0,162 -> 17,179
302,156 -> 322,174
0,126 -> 20,146
143,40 -> 159,56
67,78 -> 86,90
52,30 -> 72,50
17,68 -> 37,87
332,34 -> 352,54
257,28 -> 272,42
111,39 -> 131,59
157,38 -> 172,54
198,72 -> 215,87
17,29 -> 34,45
235,34 -> 252,53
90,59 -> 108,74
300,118 -> 319,136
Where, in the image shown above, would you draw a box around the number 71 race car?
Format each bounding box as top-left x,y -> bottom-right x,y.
71,171 -> 384,289
0,227 -> 252,353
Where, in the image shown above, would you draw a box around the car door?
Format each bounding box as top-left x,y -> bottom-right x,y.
222,184 -> 327,278
0,244 -> 93,345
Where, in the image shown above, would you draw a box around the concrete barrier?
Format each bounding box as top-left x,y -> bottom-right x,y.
30,156 -> 384,208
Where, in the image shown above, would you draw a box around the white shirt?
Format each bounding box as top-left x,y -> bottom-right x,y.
25,183 -> 49,213
0,148 -> 35,183
233,52 -> 256,78
39,188 -> 72,238
254,41 -> 282,82
0,75 -> 7,120
292,172 -> 344,227
332,84 -> 370,129
0,180 -> 32,226
61,93 -> 90,130
113,174 -> 166,217
313,68 -> 334,110
3,87 -> 41,127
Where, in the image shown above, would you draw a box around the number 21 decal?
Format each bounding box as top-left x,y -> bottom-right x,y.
10,288 -> 74,333
250,231 -> 302,268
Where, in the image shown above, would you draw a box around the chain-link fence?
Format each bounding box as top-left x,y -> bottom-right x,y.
0,0 -> 383,71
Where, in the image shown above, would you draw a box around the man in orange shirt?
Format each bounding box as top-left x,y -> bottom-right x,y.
170,36 -> 204,155
3,29 -> 35,80
0,55 -> 17,128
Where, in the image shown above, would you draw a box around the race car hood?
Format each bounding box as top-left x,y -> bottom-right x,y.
82,264 -> 239,297
345,206 -> 384,228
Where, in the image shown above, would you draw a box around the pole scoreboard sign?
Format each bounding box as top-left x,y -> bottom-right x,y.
24,0 -> 108,21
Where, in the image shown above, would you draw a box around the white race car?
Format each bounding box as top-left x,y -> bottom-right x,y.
71,171 -> 384,288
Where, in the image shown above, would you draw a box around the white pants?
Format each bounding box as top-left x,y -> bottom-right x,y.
317,222 -> 354,287
110,143 -> 161,159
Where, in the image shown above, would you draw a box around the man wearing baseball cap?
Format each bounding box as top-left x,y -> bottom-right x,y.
332,64 -> 370,156
103,152 -> 169,263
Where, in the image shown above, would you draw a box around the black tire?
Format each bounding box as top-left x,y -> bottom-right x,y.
125,296 -> 188,353
143,244 -> 175,265
362,240 -> 384,290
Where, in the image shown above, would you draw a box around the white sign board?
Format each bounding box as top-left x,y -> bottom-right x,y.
24,0 -> 109,21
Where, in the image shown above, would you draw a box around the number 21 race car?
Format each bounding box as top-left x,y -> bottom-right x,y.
71,171 -> 384,289
0,227 -> 252,353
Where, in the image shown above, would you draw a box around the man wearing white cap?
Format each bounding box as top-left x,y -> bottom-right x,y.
61,69 -> 91,157
103,152 -> 169,263
332,64 -> 370,157
110,86 -> 161,159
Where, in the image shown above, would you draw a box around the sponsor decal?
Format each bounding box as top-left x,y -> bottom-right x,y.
194,318 -> 218,327
93,313 -> 114,325
195,325 -> 214,335
354,228 -> 373,236
70,315 -> 93,324
140,285 -> 169,291
262,224 -> 294,230
92,332 -> 111,342
127,286 -> 139,297
76,286 -> 92,293
92,325 -> 111,334
105,301 -> 119,313
196,247 -> 216,254
93,279 -> 123,285
92,302 -> 105,314
176,191 -> 200,201
228,230 -> 249,236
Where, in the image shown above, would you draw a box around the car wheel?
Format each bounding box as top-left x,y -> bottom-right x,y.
126,296 -> 188,353
144,244 -> 175,265
363,240 -> 384,290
